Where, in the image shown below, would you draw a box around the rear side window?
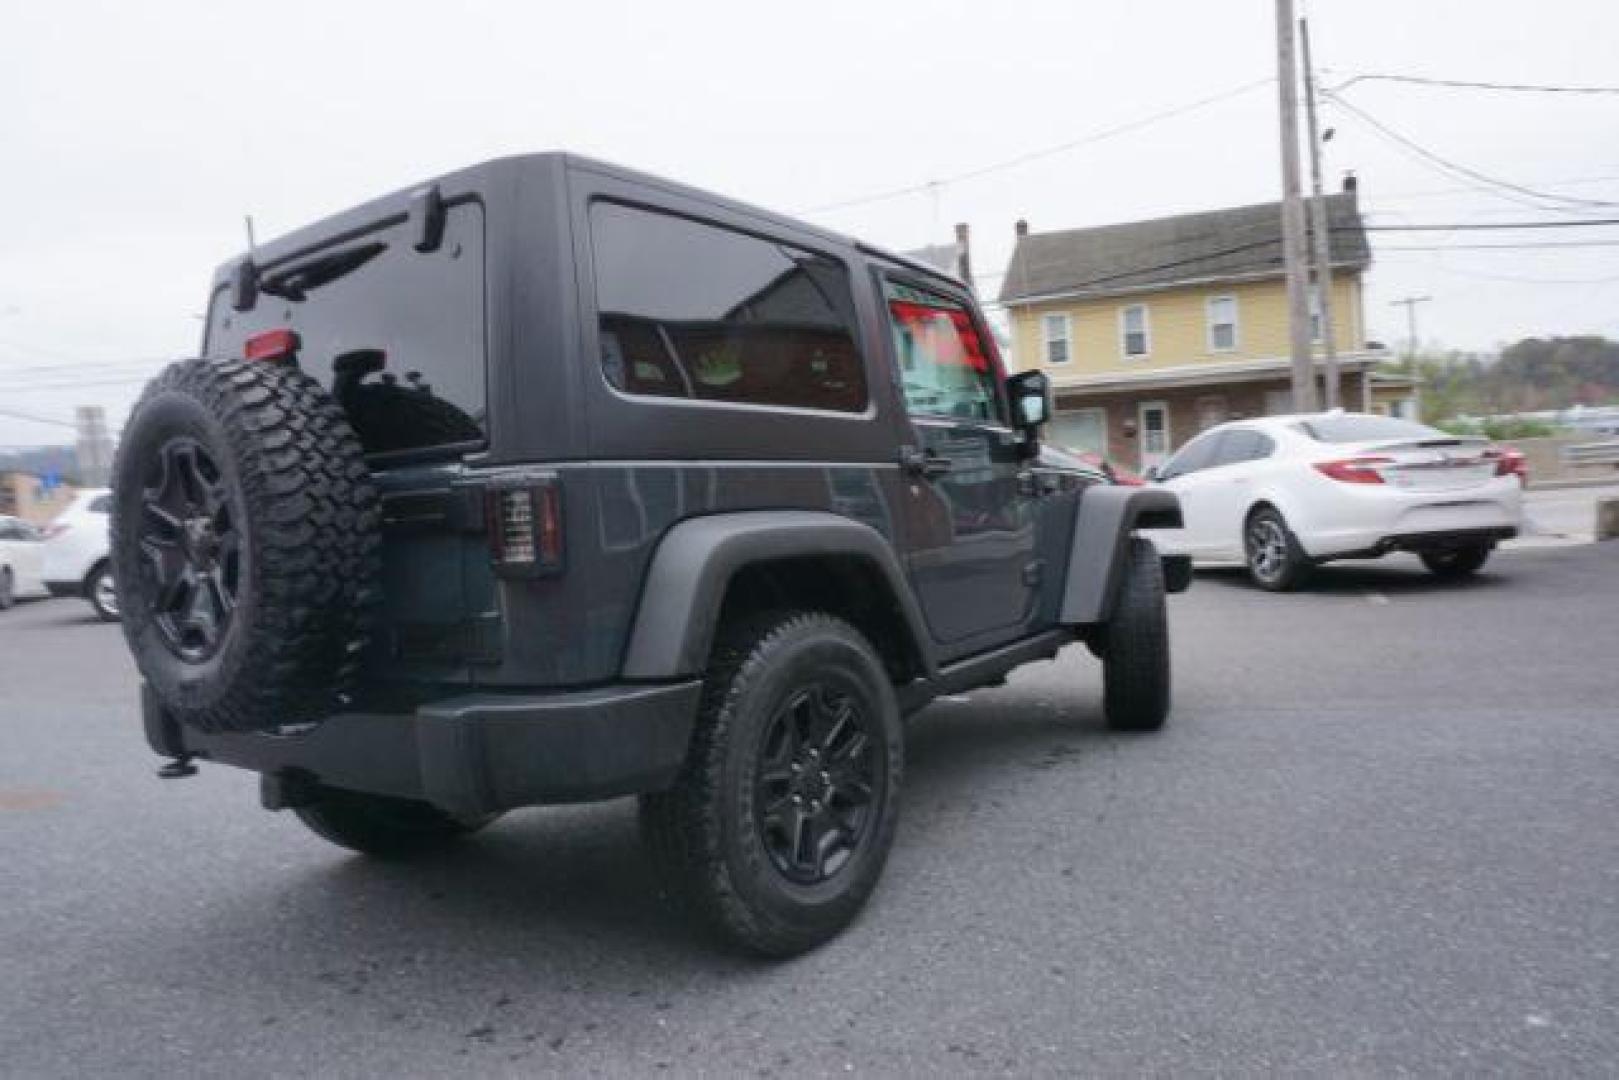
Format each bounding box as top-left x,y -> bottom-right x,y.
886,282 -> 1003,424
1297,415 -> 1445,443
205,202 -> 487,457
591,202 -> 866,413
1215,429 -> 1274,466
87,495 -> 111,513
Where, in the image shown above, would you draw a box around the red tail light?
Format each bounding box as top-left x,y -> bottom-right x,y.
486,479 -> 563,577
1313,456 -> 1392,484
1490,446 -> 1528,484
244,328 -> 301,363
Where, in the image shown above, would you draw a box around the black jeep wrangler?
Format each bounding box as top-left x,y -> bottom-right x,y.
113,154 -> 1187,956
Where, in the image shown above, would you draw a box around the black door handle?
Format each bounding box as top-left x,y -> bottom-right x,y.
900,447 -> 954,479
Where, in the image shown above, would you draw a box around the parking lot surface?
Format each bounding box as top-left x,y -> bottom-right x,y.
2,543 -> 1616,1076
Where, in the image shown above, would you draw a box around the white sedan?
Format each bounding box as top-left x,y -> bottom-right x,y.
0,515 -> 49,609
1145,411 -> 1525,590
41,488 -> 118,620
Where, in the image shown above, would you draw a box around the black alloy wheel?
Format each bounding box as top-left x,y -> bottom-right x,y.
755,685 -> 880,886
138,437 -> 242,662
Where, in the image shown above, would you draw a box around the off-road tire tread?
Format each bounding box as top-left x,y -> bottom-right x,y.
640,610 -> 898,957
112,358 -> 380,733
1102,537 -> 1171,732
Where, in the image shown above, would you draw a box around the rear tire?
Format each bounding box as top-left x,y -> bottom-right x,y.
1244,507 -> 1309,592
294,788 -> 491,858
640,611 -> 903,957
0,568 -> 14,611
1100,538 -> 1171,733
86,562 -> 119,622
1420,544 -> 1491,578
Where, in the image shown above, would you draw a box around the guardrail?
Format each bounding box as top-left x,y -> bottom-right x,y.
1559,441 -> 1619,468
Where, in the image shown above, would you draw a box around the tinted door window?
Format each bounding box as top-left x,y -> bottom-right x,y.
591,202 -> 866,413
205,202 -> 487,457
885,282 -> 1003,424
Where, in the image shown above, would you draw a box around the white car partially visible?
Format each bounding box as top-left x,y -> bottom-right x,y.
0,515 -> 49,609
1146,412 -> 1524,590
41,488 -> 118,620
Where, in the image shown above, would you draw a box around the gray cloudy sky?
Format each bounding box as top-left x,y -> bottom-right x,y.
3,0 -> 1617,445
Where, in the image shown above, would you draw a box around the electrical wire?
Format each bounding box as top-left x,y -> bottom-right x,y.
1332,73 -> 1619,96
1374,239 -> 1619,251
0,405 -> 76,429
805,77 -> 1273,214
1326,93 -> 1619,212
1361,218 -> 1619,231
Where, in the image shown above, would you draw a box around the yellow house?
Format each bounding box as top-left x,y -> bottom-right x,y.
999,179 -> 1395,472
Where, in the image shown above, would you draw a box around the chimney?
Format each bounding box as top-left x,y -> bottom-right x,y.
1015,219 -> 1029,239
1342,171 -> 1358,200
953,221 -> 972,285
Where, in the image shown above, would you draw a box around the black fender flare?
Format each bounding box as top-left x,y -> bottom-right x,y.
619,510 -> 935,681
1058,485 -> 1184,626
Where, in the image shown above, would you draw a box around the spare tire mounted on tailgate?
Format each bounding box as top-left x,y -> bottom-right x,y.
111,357 -> 381,734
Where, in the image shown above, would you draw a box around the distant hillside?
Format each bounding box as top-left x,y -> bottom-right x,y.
1388,336 -> 1619,423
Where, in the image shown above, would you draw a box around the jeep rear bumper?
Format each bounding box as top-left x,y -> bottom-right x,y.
142,680 -> 702,816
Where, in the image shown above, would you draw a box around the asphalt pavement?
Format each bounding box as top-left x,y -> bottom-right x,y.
2,543 -> 1616,1076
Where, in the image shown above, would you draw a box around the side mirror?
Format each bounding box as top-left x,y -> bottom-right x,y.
1005,370 -> 1052,432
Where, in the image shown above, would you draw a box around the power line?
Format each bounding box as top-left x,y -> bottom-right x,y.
1375,239 -> 1619,251
0,405 -> 76,430
1332,73 -> 1619,95
1372,173 -> 1619,202
1362,217 -> 1619,231
806,77 -> 1273,214
1326,93 -> 1619,212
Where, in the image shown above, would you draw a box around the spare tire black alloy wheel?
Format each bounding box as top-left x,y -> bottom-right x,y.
139,438 -> 240,661
112,358 -> 380,735
755,686 -> 878,886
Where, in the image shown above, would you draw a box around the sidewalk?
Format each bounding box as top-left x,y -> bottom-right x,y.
1512,481 -> 1619,548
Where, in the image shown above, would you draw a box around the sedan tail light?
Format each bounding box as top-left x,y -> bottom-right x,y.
1313,456 -> 1393,485
1489,446 -> 1528,484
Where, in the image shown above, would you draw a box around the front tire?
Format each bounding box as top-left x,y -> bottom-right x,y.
640,611 -> 903,957
1100,538 -> 1171,732
86,562 -> 119,622
1420,544 -> 1491,578
0,568 -> 13,611
1244,507 -> 1309,592
294,788 -> 491,858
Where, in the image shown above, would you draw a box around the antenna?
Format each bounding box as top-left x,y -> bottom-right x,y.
244,214 -> 258,259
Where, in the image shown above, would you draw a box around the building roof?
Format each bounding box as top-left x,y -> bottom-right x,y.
998,191 -> 1370,305
900,242 -> 963,277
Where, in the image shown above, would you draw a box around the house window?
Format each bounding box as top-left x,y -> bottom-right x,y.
1120,304 -> 1150,358
1207,295 -> 1238,352
1308,286 -> 1323,343
1042,313 -> 1071,365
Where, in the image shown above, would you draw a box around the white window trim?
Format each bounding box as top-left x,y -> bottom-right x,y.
1041,312 -> 1072,366
1119,303 -> 1151,360
1206,294 -> 1239,353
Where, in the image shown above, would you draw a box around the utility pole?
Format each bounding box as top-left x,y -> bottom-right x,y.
1389,295 -> 1432,361
1299,15 -> 1339,409
1275,0 -> 1317,412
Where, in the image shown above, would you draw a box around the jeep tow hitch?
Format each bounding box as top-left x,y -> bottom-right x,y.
156,754 -> 198,780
